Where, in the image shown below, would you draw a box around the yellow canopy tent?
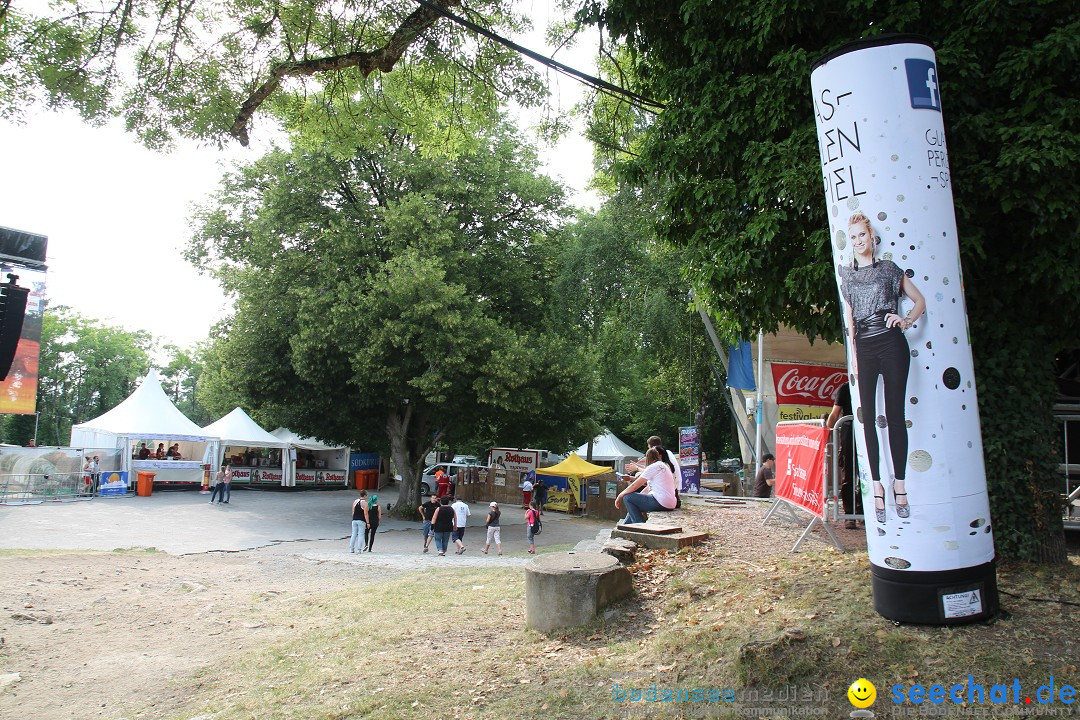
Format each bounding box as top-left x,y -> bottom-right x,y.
535,453 -> 613,513
537,452 -> 612,478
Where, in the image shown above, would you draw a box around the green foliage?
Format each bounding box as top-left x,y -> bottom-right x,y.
32,306 -> 152,445
189,95 -> 596,507
582,0 -> 1079,559
0,0 -> 545,148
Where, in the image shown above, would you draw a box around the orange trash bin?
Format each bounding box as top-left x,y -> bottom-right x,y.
136,471 -> 155,496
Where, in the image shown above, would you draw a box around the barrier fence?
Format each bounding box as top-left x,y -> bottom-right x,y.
0,472 -> 97,504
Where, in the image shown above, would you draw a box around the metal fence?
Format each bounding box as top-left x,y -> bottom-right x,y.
0,472 -> 98,504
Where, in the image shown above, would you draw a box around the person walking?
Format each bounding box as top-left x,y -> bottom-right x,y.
364,493 -> 382,552
418,493 -> 440,553
483,501 -> 502,555
525,500 -> 541,554
430,496 -> 456,556
349,490 -> 368,553
451,495 -> 471,554
218,464 -> 233,503
534,476 -> 547,514
521,472 -> 534,508
209,465 -> 225,504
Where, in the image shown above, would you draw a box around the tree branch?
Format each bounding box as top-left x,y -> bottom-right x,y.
229,0 -> 462,146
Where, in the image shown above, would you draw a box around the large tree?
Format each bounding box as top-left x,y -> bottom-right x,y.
580,0 -> 1079,560
0,0 -> 543,147
188,96 -> 596,509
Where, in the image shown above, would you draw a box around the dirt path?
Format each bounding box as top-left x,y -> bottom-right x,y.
0,499 -> 865,720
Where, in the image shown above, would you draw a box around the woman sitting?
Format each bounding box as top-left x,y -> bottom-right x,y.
614,447 -> 677,525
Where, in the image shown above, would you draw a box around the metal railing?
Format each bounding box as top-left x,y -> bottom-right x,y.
1056,405 -> 1080,530
0,472 -> 97,504
828,415 -> 864,524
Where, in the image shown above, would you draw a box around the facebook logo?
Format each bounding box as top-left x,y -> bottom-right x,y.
905,58 -> 941,111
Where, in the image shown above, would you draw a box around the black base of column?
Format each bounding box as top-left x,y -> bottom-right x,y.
870,560 -> 998,625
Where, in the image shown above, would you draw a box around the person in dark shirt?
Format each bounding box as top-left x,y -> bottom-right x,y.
137,443 -> 151,460
430,496 -> 457,556
753,454 -> 776,498
418,494 -> 440,553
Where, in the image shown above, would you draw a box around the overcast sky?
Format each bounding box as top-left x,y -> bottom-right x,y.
0,7 -> 598,349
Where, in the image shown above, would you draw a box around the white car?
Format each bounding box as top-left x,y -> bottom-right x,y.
419,463 -> 472,496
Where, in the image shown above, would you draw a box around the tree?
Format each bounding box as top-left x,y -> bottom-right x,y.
160,343 -> 211,425
0,0 -> 544,148
581,0 -> 1079,561
33,306 -> 152,445
551,188 -> 739,460
188,96 -> 596,510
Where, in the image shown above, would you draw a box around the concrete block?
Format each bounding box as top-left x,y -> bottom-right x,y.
610,527 -> 709,550
525,552 -> 634,633
601,537 -> 638,564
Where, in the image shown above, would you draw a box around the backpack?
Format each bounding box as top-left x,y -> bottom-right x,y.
529,509 -> 542,535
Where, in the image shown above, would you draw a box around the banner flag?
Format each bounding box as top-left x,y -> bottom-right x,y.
774,424 -> 829,519
727,341 -> 756,391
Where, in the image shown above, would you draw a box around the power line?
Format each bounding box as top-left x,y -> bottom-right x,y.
412,0 -> 665,113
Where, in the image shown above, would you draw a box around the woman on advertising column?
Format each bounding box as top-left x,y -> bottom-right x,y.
840,212 -> 926,524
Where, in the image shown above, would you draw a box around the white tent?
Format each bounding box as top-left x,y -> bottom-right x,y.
69,369 -> 214,483
575,429 -> 643,473
271,428 -> 351,487
204,408 -> 287,449
202,408 -> 289,486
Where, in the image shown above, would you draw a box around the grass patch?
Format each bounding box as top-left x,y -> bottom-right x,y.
155,545 -> 1079,720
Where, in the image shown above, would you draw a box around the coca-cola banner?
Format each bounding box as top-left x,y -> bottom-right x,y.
774,424 -> 829,519
771,363 -> 846,407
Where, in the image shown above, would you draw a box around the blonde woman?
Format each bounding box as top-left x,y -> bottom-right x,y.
839,211 -> 926,523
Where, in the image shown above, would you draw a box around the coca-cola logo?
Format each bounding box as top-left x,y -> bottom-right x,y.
772,364 -> 846,406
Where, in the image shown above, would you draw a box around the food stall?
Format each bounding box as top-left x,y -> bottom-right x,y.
202,408 -> 289,486
70,370 -> 215,488
270,428 -> 350,487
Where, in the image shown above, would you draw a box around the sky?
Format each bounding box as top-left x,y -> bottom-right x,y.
0,6 -> 599,349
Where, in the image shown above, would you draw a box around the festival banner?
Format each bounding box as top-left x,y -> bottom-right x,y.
0,265 -> 46,414
773,424 -> 829,518
678,425 -> 700,493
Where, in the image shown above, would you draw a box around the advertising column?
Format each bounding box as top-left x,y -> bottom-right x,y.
810,35 -> 997,624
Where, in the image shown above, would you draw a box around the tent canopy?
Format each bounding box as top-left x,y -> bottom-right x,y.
70,369 -> 212,445
575,429 -> 642,461
271,428 -> 347,452
537,452 -> 612,478
202,408 -> 287,448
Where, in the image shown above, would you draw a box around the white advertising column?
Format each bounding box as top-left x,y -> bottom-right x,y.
810,35 -> 997,624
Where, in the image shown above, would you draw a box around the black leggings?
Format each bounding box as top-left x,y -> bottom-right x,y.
856,328 -> 910,484
365,520 -> 379,550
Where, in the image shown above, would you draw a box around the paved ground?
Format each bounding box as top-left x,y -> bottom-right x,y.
0,485 -> 617,567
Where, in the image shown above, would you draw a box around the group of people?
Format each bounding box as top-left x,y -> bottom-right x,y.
413,494 -> 542,556
209,464 -> 232,504
349,490 -> 383,552
81,455 -> 101,495
134,442 -> 183,460
520,473 -> 547,510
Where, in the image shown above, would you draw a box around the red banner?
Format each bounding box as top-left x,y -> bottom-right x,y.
771,363 -> 846,407
774,424 -> 829,518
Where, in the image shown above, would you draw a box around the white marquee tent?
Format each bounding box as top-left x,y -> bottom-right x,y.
202,408 -> 289,485
69,369 -> 215,482
575,429 -> 643,473
271,428 -> 351,487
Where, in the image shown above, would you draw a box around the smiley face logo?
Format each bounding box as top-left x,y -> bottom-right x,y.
848,678 -> 877,708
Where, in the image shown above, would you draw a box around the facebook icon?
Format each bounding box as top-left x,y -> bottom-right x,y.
905,58 -> 941,111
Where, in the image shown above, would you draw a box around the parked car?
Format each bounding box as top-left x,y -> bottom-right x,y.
419,463 -> 472,496
717,457 -> 743,473
451,455 -> 480,465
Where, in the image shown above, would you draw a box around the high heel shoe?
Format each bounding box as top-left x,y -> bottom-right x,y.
873,481 -> 886,524
893,479 -> 910,519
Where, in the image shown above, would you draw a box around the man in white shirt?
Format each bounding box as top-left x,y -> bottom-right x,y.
451,496 -> 471,554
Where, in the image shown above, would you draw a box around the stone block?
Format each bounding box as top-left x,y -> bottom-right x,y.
525,551 -> 633,633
